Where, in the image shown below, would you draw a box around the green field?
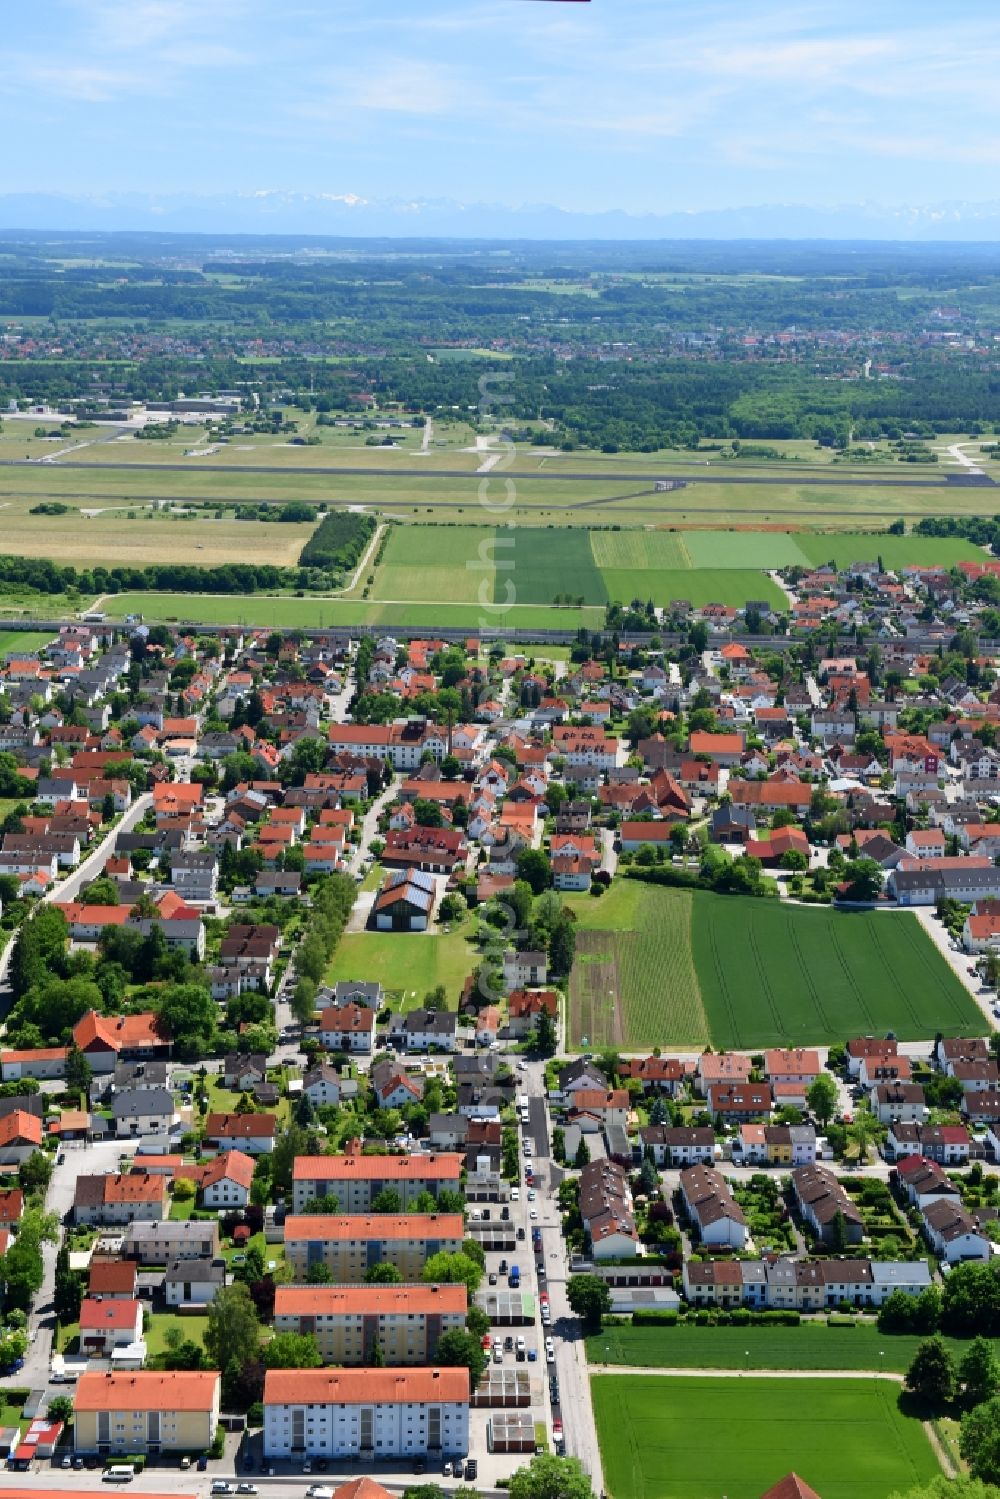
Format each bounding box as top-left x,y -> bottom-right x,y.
566,882 -> 983,1050
0,630 -> 58,657
589,1323 -> 999,1374
99,591 -> 607,632
693,896 -> 982,1049
568,882 -> 707,1049
325,926 -> 478,1006
592,1375 -> 938,1499
796,533 -> 985,570
681,530 -> 813,569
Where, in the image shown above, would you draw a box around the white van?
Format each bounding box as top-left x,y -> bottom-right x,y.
103,1466 -> 136,1483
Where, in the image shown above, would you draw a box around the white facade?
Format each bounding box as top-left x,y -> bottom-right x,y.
264,1377 -> 468,1460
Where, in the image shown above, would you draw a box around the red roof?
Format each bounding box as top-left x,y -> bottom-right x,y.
0,1111 -> 42,1148
75,1370 -> 219,1412
73,1010 -> 164,1053
79,1296 -> 141,1330
263,1366 -> 469,1406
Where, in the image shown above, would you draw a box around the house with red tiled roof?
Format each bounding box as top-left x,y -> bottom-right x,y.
79,1295 -> 143,1355
203,1112 -> 277,1155
72,1010 -> 168,1073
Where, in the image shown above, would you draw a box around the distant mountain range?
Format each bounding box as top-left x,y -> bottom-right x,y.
6,191 -> 1000,240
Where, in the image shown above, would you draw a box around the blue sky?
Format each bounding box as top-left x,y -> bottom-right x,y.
3,0 -> 997,214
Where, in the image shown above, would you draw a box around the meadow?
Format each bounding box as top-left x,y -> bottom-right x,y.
589,1323 -> 1000,1375
591,1375 -> 939,1499
565,883 -> 982,1050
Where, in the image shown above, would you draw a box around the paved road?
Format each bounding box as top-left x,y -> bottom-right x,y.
520,1058 -> 605,1495
43,793 -> 153,907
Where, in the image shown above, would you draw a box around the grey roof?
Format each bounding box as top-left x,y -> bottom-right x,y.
164,1256 -> 226,1284
870,1260 -> 933,1287
110,1087 -> 174,1119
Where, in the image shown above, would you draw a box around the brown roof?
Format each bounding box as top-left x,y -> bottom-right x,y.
760,1475 -> 823,1499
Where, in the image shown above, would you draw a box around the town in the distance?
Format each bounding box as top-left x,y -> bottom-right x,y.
0,564 -> 997,1499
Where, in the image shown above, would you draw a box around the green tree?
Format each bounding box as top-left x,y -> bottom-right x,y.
905,1336 -> 957,1408
65,1043 -> 93,1100
805,1072 -> 838,1128
18,1149 -> 52,1195
261,1332 -> 322,1369
365,1262 -> 403,1284
270,1122 -> 309,1194
942,1262 -> 1000,1337
574,1137 -> 591,1168
157,982 -> 215,1059
960,1337 -> 1000,1409
47,1395 -> 74,1423
53,1243 -> 82,1325
204,1283 -> 261,1374
960,1395 -> 1000,1484
508,1454 -> 594,1499
889,1480 -> 1000,1499
372,1187 -> 403,1214
515,847 -> 552,895
290,976 -> 317,1029
535,1006 -> 558,1057
566,1274 -> 612,1329
422,1250 -> 483,1296
434,1327 -> 487,1387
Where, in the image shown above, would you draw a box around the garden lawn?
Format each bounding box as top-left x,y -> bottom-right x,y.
692,895 -> 983,1048
325,926 -> 478,1007
591,1374 -> 939,1499
589,1322 -> 1000,1374
144,1313 -> 207,1358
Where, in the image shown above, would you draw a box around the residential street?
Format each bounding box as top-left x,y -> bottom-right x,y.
17,1138 -> 138,1397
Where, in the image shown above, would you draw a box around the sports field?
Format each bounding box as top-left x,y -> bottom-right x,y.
566,882 -> 983,1049
0,630 -> 58,657
589,1322 -> 1000,1374
591,1375 -> 938,1499
324,927 -> 477,1007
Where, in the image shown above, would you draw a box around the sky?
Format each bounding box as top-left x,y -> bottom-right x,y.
3,0 -> 999,220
